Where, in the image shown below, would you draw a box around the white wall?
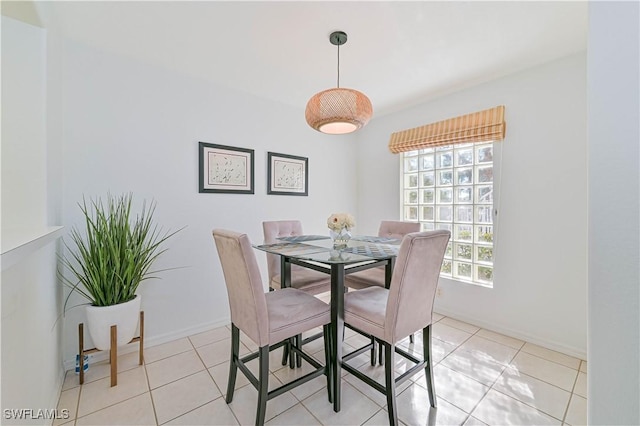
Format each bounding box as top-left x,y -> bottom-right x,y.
587,2 -> 640,424
1,16 -> 65,421
1,16 -> 46,229
356,53 -> 588,358
58,39 -> 359,363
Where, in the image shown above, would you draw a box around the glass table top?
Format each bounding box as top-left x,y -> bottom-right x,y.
254,235 -> 401,265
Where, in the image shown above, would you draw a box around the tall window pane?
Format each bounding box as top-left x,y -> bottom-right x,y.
401,142 -> 495,286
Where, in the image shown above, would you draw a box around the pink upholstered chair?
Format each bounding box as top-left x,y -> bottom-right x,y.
262,220 -> 331,295
344,221 -> 421,363
212,229 -> 332,425
341,230 -> 450,426
263,220 -> 333,367
345,221 -> 421,290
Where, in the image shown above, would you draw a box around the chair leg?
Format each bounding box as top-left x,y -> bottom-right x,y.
255,346 -> 269,426
226,324 -> 240,403
296,334 -> 302,368
385,342 -> 398,426
288,337 -> 295,369
379,338 -> 384,365
323,324 -> 333,403
423,325 -> 437,408
281,340 -> 289,366
370,337 -> 377,366
409,333 -> 415,344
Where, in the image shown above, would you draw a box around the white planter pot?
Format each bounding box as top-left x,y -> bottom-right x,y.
85,295 -> 141,351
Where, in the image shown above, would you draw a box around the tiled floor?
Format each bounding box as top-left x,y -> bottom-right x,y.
56,298 -> 587,426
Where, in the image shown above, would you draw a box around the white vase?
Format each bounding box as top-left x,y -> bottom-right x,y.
85,295 -> 141,351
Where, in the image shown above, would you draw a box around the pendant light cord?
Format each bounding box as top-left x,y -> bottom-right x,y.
336,43 -> 340,88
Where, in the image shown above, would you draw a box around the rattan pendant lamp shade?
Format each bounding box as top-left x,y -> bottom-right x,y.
305,31 -> 373,134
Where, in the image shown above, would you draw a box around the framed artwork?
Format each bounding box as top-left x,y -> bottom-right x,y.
199,142 -> 254,194
267,152 -> 308,196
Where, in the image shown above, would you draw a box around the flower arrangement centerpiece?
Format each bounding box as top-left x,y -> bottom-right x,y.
327,213 -> 355,248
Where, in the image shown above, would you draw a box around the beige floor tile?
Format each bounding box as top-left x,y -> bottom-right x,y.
54,386 -> 80,426
273,361 -> 329,402
345,332 -> 373,349
463,416 -> 489,425
196,337 -> 250,368
303,381 -> 379,426
342,338 -> 374,369
300,333 -> 328,355
342,362 -> 412,407
432,312 -> 445,322
76,392 -> 155,425
429,364 -> 490,413
151,370 -> 221,424
440,347 -> 507,387
398,330 -> 459,364
240,334 -> 260,352
432,338 -> 459,364
361,408 -> 393,426
475,329 -> 525,350
188,326 -> 230,348
52,314 -> 588,426
432,323 -> 473,347
439,317 -> 481,334
166,397 -> 239,425
61,369 -> 80,391
573,372 -> 587,398
362,408 -> 411,426
144,338 -> 193,364
457,335 -> 519,366
471,389 -> 560,425
292,376 -> 331,403
493,367 -> 571,420
146,350 -> 206,389
521,343 -> 581,370
209,361 -> 251,397
73,351 -> 142,386
77,367 -> 149,418
395,385 -> 468,426
228,380 -> 298,425
564,394 -> 587,426
509,352 -> 578,392
265,403 -> 321,425
311,346 -> 329,365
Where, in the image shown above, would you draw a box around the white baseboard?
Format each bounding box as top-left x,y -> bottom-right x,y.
62,317 -> 231,370
434,308 -> 587,361
62,311 -> 587,369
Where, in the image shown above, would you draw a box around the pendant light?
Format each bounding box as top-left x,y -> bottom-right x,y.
305,31 -> 373,134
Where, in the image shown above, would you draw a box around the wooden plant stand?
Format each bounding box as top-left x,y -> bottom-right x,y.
78,311 -> 144,387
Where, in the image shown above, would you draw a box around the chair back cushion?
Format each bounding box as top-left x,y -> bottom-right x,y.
262,221 -> 304,281
385,230 -> 450,342
378,221 -> 421,239
213,229 -> 270,347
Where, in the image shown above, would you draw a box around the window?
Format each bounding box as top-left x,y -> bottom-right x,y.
401,143 -> 494,286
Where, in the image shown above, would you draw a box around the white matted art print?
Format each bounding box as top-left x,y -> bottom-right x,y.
267,152 -> 308,196
199,142 -> 254,194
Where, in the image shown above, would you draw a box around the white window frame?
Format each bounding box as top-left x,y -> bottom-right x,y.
400,142 -> 496,287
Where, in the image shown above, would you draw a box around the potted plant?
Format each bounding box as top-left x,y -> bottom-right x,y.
59,193 -> 180,350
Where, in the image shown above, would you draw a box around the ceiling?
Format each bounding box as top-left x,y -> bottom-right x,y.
34,1 -> 587,117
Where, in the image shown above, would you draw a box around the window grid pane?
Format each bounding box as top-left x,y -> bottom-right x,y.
401,142 -> 494,286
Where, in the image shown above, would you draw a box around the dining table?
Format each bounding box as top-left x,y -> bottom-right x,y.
253,234 -> 401,412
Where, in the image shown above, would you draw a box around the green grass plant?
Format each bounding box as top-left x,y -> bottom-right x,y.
60,193 -> 180,308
